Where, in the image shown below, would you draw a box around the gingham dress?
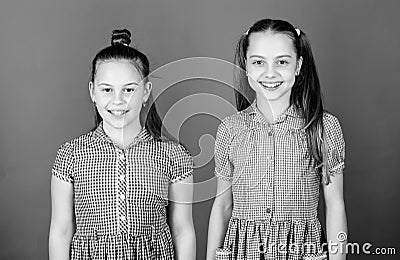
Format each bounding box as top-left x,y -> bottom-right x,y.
52,123 -> 193,259
214,103 -> 345,260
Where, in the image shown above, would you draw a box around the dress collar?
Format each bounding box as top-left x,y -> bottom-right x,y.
92,121 -> 153,147
244,101 -> 302,124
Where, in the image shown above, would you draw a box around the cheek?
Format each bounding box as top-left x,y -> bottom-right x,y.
283,72 -> 296,89
94,102 -> 108,118
247,65 -> 261,76
127,92 -> 145,106
279,66 -> 296,80
247,75 -> 262,93
93,94 -> 108,106
246,68 -> 261,85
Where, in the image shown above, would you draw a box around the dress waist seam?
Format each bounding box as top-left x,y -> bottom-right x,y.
74,223 -> 169,238
229,216 -> 320,224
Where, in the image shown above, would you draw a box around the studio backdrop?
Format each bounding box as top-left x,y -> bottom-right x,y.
0,0 -> 399,259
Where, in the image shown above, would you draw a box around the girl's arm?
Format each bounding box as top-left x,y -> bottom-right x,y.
49,176 -> 74,260
323,173 -> 347,260
168,175 -> 196,260
206,178 -> 233,260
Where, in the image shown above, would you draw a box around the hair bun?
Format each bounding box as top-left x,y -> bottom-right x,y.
111,29 -> 132,46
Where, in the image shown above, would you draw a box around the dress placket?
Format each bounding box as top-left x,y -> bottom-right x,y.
116,147 -> 128,233
266,125 -> 274,218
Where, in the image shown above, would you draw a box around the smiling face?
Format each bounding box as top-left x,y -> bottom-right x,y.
89,60 -> 151,133
246,31 -> 302,107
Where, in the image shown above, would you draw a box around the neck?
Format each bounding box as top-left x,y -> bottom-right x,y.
102,122 -> 142,149
256,96 -> 290,124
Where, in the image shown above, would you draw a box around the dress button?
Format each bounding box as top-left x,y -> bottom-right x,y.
268,130 -> 273,136
120,216 -> 126,221
266,208 -> 271,214
119,175 -> 125,181
119,154 -> 125,160
120,194 -> 125,200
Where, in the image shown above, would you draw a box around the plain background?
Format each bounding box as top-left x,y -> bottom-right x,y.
0,0 -> 399,259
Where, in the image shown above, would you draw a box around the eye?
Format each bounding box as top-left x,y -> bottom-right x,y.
252,60 -> 265,66
124,88 -> 136,93
277,60 -> 289,66
102,88 -> 112,93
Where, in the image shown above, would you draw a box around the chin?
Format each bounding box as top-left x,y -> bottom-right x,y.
104,122 -> 124,130
262,89 -> 292,102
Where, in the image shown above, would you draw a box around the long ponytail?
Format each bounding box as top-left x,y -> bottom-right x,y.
291,30 -> 326,183
234,33 -> 255,111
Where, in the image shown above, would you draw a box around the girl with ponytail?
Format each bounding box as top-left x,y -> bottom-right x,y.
207,18 -> 347,260
49,29 -> 196,260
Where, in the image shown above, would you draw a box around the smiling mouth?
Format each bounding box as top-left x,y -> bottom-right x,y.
259,82 -> 283,89
108,110 -> 128,116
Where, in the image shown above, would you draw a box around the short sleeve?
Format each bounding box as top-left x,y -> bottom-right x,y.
214,118 -> 233,181
52,142 -> 75,183
323,113 -> 346,176
169,143 -> 194,183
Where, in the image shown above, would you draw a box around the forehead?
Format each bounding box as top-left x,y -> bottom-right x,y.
247,31 -> 296,58
95,60 -> 142,82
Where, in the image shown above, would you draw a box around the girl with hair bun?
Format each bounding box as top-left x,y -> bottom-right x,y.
49,29 -> 196,260
207,18 -> 347,260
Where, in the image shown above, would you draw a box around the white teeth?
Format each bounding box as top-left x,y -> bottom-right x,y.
110,110 -> 126,116
260,82 -> 282,88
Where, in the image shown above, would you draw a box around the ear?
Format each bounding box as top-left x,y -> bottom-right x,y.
88,81 -> 95,103
143,81 -> 152,103
296,56 -> 303,75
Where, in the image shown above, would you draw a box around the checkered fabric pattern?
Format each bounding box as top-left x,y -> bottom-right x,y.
214,102 -> 345,260
52,122 -> 193,260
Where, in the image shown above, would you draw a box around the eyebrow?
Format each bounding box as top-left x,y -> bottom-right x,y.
249,54 -> 293,59
97,82 -> 139,87
123,82 -> 139,87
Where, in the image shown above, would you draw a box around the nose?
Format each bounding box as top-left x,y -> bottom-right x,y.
112,91 -> 125,105
262,64 -> 276,78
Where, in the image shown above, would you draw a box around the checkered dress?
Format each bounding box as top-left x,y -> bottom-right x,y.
52,123 -> 193,260
214,103 -> 345,260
